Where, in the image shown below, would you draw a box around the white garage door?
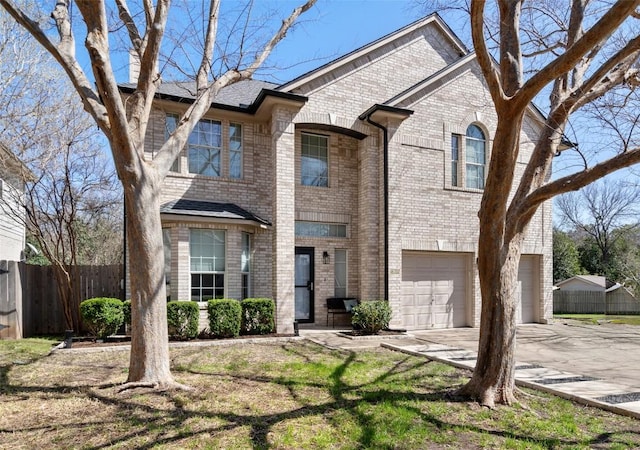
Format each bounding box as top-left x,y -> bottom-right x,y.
517,255 -> 539,323
401,252 -> 469,330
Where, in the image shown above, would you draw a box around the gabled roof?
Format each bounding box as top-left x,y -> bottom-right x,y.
160,199 -> 271,227
383,52 -> 477,108
277,13 -> 468,93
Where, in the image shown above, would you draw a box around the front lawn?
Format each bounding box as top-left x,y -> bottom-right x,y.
554,314 -> 640,325
1,339 -> 640,449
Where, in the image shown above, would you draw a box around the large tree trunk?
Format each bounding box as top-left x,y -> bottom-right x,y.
124,169 -> 174,388
457,240 -> 523,406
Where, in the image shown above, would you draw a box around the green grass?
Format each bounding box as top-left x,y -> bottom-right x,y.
1,340 -> 639,449
0,337 -> 54,364
555,314 -> 640,325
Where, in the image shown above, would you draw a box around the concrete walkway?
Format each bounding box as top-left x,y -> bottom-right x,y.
300,321 -> 640,419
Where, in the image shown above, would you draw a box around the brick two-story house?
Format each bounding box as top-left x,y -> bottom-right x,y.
128,14 -> 553,333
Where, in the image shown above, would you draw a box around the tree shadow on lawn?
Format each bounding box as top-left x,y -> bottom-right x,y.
2,344 -> 639,449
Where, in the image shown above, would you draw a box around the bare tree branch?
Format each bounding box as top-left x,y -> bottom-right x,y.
0,0 -> 110,134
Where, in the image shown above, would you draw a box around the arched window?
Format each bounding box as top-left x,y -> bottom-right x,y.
465,124 -> 486,189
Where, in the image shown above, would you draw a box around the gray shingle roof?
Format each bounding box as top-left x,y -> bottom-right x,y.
161,199 -> 271,226
120,79 -> 278,108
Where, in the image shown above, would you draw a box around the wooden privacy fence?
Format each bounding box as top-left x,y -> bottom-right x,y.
0,261 -> 123,338
553,290 -> 640,315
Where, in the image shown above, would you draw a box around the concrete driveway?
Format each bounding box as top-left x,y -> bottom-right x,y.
411,319 -> 640,392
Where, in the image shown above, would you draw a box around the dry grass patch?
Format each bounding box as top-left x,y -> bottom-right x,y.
1,339 -> 640,449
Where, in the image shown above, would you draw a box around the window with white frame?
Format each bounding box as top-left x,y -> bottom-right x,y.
301,133 -> 329,187
162,228 -> 171,300
241,232 -> 251,299
190,229 -> 225,301
164,113 -> 180,172
334,249 -> 347,298
295,221 -> 347,238
465,124 -> 486,190
188,119 -> 222,177
451,134 -> 461,187
229,123 -> 243,179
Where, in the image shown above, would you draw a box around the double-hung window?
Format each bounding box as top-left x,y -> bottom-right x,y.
465,125 -> 486,190
301,133 -> 328,187
190,229 -> 225,301
188,119 -> 222,177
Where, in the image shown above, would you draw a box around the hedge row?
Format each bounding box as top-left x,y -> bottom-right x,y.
79,297 -> 276,341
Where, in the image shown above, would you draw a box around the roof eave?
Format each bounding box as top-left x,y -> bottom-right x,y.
359,104 -> 414,123
161,212 -> 271,228
118,85 -> 307,117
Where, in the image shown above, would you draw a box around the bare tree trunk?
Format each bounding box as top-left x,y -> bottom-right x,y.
458,240 -> 523,406
123,170 -> 175,388
52,264 -> 74,331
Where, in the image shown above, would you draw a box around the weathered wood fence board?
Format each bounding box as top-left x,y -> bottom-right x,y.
0,261 -> 123,338
553,290 -> 640,314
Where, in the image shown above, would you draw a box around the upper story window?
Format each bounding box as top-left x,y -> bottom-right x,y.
165,114 -> 244,179
301,133 -> 328,187
229,123 -> 243,179
165,114 -> 180,173
188,119 -> 222,177
465,124 -> 486,190
451,134 -> 460,187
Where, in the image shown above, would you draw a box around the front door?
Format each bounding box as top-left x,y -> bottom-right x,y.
295,247 -> 315,323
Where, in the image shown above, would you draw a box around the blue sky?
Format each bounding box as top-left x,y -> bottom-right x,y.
261,0 -> 435,83
106,1 -> 465,85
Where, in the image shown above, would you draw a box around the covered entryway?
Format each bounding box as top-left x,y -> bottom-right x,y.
401,251 -> 471,330
517,255 -> 539,323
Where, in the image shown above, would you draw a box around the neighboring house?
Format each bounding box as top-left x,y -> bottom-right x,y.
0,144 -> 32,261
0,144 -> 32,340
554,275 -> 640,314
124,14 -> 553,333
554,275 -> 613,293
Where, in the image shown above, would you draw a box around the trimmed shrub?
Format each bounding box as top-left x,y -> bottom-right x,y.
207,299 -> 242,338
167,301 -> 199,340
241,298 -> 275,335
80,297 -> 124,340
351,300 -> 392,335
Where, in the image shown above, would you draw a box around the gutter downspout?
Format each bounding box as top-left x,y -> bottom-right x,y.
363,115 -> 389,302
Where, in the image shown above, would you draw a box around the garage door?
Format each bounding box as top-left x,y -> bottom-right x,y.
517,255 -> 539,323
401,252 -> 469,330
